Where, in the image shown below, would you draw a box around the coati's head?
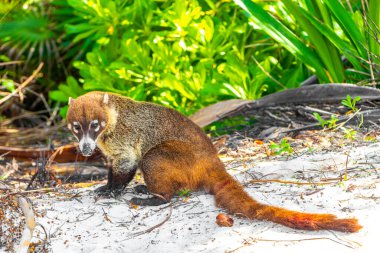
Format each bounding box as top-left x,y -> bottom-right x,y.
66,92 -> 109,156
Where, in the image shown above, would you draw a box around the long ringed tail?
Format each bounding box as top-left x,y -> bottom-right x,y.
207,168 -> 362,233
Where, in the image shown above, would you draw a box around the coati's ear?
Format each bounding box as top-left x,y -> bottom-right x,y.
103,93 -> 109,105
68,97 -> 75,105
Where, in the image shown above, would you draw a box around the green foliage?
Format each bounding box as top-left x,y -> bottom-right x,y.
49,76 -> 85,116
0,0 -> 95,83
177,189 -> 191,197
313,113 -> 338,129
204,116 -> 255,136
50,0 -> 303,115
342,95 -> 361,112
234,0 -> 379,83
367,0 -> 380,67
2,0 -> 378,119
269,139 -> 293,155
0,1 -> 59,75
0,79 -> 16,92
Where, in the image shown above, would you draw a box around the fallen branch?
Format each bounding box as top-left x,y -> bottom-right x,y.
0,143 -> 102,163
27,164 -> 107,177
16,197 -> 35,253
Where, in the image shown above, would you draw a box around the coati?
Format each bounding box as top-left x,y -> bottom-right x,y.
66,91 -> 361,232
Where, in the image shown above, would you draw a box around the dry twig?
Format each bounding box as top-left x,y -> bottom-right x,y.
227,236 -> 361,253
1,187 -> 56,197
0,60 -> 23,66
0,62 -> 44,105
120,194 -> 173,240
249,178 -> 336,186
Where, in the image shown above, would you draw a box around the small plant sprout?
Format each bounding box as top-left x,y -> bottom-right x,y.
313,112 -> 328,128
341,127 -> 357,140
364,134 -> 376,142
313,113 -> 338,129
341,95 -> 364,128
178,189 -> 191,197
342,95 -> 361,112
269,139 -> 293,155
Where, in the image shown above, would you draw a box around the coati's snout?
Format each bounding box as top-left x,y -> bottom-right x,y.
81,143 -> 93,156
66,92 -> 109,157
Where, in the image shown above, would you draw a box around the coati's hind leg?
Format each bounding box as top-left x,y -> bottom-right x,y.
131,141 -> 201,206
130,196 -> 168,206
133,185 -> 149,194
131,185 -> 168,206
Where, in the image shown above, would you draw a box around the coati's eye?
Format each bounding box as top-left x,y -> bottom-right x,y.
91,121 -> 99,129
73,124 -> 81,131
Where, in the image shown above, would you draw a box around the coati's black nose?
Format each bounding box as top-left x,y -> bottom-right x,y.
82,143 -> 92,156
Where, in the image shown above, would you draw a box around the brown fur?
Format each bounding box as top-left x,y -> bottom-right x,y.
67,91 -> 362,233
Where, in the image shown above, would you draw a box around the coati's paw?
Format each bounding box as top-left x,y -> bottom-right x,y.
133,185 -> 149,195
94,184 -> 124,197
130,196 -> 168,206
94,185 -> 111,196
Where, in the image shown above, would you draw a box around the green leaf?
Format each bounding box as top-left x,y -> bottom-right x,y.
234,0 -> 330,82
1,79 -> 15,92
49,90 -> 68,102
323,0 -> 366,58
300,8 -> 364,71
368,0 -> 380,65
282,0 -> 344,82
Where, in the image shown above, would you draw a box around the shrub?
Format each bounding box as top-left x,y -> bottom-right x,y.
50,0 -> 304,115
235,0 -> 380,84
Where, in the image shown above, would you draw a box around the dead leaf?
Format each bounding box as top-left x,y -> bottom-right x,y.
216,213 -> 234,227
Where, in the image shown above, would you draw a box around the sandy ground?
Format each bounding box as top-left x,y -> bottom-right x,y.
3,141 -> 380,253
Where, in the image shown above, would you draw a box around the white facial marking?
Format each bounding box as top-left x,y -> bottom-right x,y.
67,123 -> 72,130
73,121 -> 80,133
101,121 -> 106,127
90,120 -> 100,132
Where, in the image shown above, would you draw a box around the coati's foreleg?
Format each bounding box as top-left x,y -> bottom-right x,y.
95,168 -> 114,195
96,159 -> 137,196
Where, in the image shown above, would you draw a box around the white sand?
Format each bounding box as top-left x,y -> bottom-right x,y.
4,142 -> 380,253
